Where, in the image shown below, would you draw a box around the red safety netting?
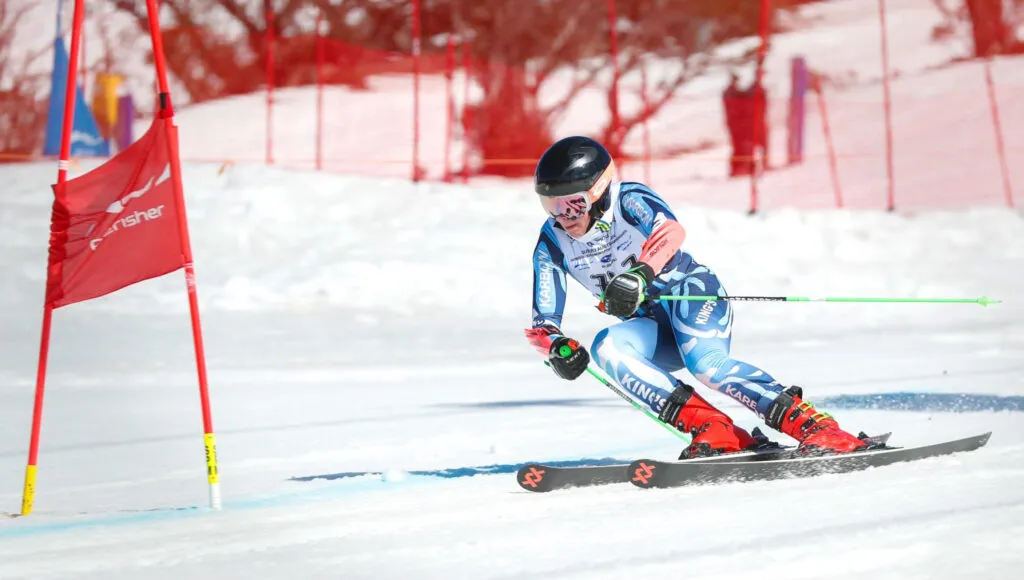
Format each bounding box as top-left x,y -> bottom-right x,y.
5,0 -> 1021,210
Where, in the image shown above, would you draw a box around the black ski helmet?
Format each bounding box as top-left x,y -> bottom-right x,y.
535,136 -> 615,200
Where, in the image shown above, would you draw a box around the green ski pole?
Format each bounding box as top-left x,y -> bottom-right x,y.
655,295 -> 1001,307
545,361 -> 689,442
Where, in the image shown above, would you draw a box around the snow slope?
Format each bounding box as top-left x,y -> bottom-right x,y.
0,160 -> 1022,579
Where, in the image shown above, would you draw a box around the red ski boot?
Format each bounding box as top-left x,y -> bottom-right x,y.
765,387 -> 868,455
658,383 -> 759,459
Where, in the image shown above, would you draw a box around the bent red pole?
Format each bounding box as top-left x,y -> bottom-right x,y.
984,60 -> 1014,209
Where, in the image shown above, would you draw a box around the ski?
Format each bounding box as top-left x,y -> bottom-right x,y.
627,432 -> 991,489
517,445 -> 795,493
517,432 -> 891,493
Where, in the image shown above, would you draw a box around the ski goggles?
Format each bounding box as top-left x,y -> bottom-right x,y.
538,162 -> 616,221
540,192 -> 592,221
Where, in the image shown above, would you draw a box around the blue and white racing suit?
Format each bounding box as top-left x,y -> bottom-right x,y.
530,181 -> 786,420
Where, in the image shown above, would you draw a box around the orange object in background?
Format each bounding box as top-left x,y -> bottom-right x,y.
90,72 -> 124,140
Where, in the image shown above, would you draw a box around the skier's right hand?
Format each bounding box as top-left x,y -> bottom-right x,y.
547,336 -> 590,380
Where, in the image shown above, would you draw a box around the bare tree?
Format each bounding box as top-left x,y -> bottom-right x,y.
931,0 -> 1023,56
965,0 -> 1013,56
0,0 -> 49,160
107,0 -> 386,100
446,0 -> 762,176
99,0 -> 770,177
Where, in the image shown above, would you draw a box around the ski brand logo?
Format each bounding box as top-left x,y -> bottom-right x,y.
725,385 -> 759,412
521,467 -> 546,488
89,164 -> 171,251
632,462 -> 655,485
106,164 -> 171,213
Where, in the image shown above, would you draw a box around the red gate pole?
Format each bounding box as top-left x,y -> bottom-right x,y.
411,0 -> 422,181
878,0 -> 895,211
444,35 -> 455,181
315,12 -> 324,172
144,0 -> 221,509
461,39 -> 471,184
265,0 -> 276,166
19,0 -> 88,518
606,0 -> 621,147
749,0 -> 771,214
640,61 -> 652,186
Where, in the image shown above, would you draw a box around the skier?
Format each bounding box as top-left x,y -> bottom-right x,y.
525,136 -> 869,457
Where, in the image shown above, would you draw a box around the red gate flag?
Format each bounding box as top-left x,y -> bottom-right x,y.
46,119 -> 184,308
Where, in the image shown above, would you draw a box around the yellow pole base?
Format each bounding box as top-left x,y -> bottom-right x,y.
21,465 -> 37,516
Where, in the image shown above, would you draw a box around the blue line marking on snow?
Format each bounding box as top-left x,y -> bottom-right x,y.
0,506 -> 203,539
0,458 -> 631,539
289,457 -> 627,482
821,392 -> 1024,413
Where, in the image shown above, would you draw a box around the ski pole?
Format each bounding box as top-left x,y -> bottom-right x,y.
654,295 -> 1001,307
546,361 -> 689,442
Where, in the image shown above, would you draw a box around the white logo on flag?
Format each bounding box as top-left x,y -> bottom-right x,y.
106,165 -> 171,213
89,164 -> 172,251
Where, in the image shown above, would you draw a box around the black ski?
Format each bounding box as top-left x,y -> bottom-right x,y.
516,433 -> 891,493
517,445 -> 795,493
627,432 -> 991,489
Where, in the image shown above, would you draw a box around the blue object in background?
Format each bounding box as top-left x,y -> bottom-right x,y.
42,37 -> 110,158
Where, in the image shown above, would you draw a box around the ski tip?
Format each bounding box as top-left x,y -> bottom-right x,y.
516,464 -> 551,492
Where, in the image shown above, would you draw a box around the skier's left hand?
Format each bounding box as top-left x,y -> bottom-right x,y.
547,336 -> 590,380
601,264 -> 655,318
